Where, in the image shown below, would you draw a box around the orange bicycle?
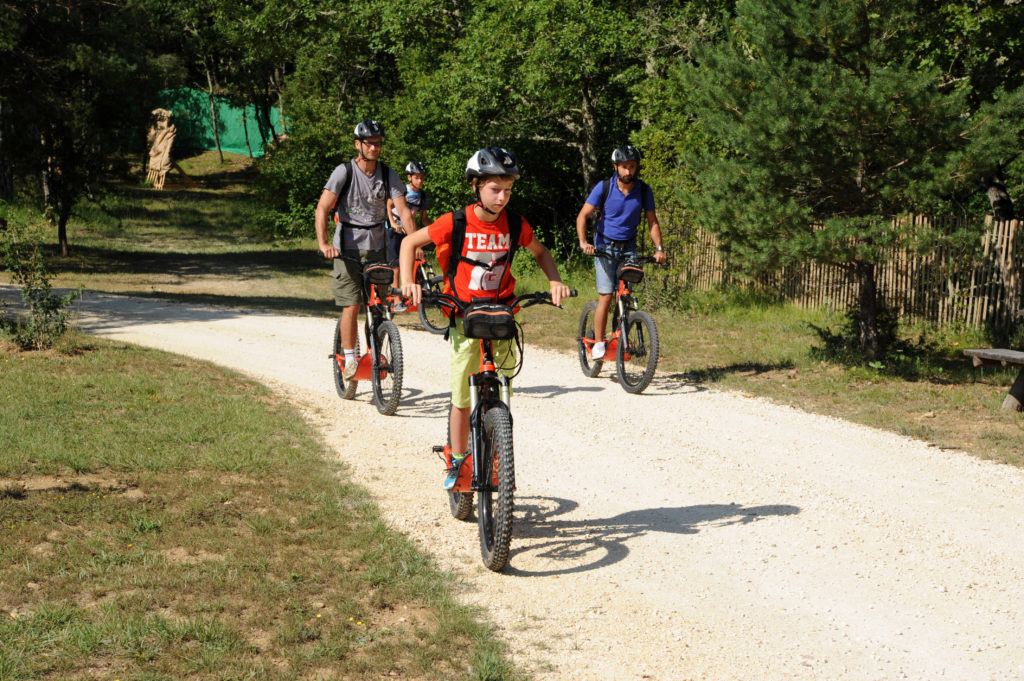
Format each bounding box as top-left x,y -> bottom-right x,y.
577,252 -> 660,394
416,288 -> 575,571
331,256 -> 404,415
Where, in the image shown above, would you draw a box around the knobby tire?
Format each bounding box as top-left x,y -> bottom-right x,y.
416,264 -> 448,335
616,310 -> 659,394
577,301 -> 603,378
371,320 -> 403,415
478,406 -> 515,571
332,318 -> 358,400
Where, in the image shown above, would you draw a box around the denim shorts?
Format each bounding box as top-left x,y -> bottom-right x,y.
594,245 -> 636,295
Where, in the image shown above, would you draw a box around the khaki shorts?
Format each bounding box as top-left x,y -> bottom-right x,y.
331,249 -> 386,307
449,316 -> 517,408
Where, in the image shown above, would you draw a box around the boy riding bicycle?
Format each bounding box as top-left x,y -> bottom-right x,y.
399,147 -> 571,489
575,144 -> 667,360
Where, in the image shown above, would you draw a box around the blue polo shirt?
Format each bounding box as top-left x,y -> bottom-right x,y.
585,177 -> 655,246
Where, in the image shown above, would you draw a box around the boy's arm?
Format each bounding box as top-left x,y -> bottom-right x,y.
399,227 -> 434,305
525,239 -> 571,307
386,198 -> 400,230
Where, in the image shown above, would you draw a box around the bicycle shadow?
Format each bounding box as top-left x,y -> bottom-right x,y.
395,390 -> 451,418
513,384 -> 604,398
503,496 -> 800,576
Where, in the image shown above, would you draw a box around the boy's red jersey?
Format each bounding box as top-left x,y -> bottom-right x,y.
428,206 -> 534,303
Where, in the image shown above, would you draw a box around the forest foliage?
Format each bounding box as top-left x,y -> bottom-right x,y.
2,0 -> 1023,356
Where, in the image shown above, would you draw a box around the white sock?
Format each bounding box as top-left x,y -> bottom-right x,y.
344,349 -> 357,362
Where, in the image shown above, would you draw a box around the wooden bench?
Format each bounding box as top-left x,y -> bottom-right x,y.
963,348 -> 1024,411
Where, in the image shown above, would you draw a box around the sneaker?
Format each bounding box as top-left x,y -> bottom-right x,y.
443,454 -> 467,490
392,301 -> 407,313
343,357 -> 359,381
591,341 -> 606,361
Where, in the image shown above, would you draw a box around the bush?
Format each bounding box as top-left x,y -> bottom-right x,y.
0,218 -> 81,350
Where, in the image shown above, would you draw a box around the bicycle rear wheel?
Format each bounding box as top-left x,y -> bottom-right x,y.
477,405 -> 515,571
616,310 -> 659,394
371,320 -> 403,415
332,317 -> 358,400
577,301 -> 603,377
416,264 -> 448,335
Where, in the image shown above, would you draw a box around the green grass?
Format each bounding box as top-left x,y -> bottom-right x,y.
0,337 -> 522,681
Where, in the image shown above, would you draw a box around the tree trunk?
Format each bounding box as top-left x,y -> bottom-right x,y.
579,82 -> 598,191
205,66 -> 224,164
856,259 -> 879,361
0,99 -> 11,197
242,109 -> 253,159
58,199 -> 71,257
275,65 -> 287,137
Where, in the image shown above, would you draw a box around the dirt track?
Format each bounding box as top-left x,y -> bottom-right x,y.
10,284 -> 1024,680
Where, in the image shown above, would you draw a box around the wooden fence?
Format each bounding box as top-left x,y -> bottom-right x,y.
677,216 -> 1023,329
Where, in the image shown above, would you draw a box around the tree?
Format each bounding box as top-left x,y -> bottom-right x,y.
0,0 -> 162,255
679,0 -> 977,360
907,1 -> 1024,218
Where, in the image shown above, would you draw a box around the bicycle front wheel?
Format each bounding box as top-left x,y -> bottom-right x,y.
616,310 -> 659,394
371,320 -> 404,415
577,301 -> 603,377
332,318 -> 358,400
416,265 -> 448,335
477,405 -> 515,571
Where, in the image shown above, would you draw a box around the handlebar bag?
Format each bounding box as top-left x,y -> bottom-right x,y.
462,302 -> 517,340
616,261 -> 645,284
363,264 -> 396,286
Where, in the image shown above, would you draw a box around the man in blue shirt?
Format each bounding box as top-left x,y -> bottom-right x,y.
575,144 -> 667,360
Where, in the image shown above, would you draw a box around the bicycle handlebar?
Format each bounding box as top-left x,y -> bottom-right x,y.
582,250 -> 664,265
390,288 -> 577,313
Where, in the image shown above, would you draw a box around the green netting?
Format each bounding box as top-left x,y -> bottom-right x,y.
157,88 -> 284,157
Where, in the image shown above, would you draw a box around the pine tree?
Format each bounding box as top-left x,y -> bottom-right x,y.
681,0 -> 973,360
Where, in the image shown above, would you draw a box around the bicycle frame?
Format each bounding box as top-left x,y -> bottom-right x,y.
336,257 -> 393,382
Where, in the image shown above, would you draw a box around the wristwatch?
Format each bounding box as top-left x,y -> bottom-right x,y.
655,246 -> 664,251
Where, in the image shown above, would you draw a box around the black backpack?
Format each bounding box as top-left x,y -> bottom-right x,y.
592,176 -> 649,243
445,207 -> 523,305
331,159 -> 392,225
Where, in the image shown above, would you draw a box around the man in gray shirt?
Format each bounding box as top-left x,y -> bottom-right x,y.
315,119 -> 416,380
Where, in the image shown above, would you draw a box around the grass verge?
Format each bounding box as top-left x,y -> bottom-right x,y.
0,336 -> 522,681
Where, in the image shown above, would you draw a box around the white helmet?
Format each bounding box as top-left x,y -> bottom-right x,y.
465,147 -> 521,180
405,161 -> 426,175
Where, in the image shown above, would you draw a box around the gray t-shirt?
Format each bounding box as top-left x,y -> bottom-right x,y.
325,161 -> 404,251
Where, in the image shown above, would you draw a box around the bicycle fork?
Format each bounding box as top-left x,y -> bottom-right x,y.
467,370 -> 511,492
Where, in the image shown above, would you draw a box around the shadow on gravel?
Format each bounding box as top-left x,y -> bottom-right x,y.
514,384 -> 604,398
505,496 -> 800,576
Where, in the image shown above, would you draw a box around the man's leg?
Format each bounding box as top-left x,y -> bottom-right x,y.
594,293 -> 614,343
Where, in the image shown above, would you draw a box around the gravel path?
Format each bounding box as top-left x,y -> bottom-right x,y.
13,285 -> 1024,680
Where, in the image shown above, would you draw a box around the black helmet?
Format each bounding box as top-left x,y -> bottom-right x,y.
354,119 -> 385,140
465,147 -> 521,180
405,161 -> 426,175
611,144 -> 641,163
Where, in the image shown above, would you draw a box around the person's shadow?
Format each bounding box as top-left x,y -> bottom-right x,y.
498,496 -> 799,576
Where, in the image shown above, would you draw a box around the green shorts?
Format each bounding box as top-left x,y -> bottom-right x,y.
449,316 -> 518,409
331,248 -> 386,307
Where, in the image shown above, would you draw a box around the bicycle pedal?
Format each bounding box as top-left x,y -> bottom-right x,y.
431,445 -> 445,453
